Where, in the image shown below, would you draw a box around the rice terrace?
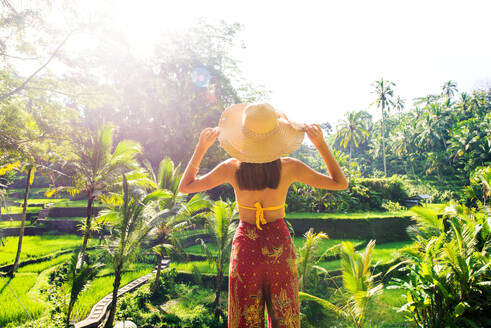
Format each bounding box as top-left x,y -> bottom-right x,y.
0,1 -> 490,328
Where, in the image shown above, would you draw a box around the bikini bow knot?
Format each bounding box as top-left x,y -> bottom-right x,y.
254,201 -> 268,230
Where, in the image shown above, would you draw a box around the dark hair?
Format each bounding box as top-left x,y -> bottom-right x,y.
235,159 -> 282,190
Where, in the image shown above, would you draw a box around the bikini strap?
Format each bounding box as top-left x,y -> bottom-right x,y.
238,202 -> 285,230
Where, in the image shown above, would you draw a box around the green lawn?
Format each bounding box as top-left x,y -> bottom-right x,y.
0,235 -> 98,266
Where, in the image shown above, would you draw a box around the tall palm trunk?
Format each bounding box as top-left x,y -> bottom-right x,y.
213,266 -> 223,319
11,167 -> 33,274
151,252 -> 163,294
381,104 -> 387,176
78,191 -> 94,268
105,262 -> 123,328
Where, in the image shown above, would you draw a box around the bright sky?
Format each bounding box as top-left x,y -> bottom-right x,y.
56,0 -> 491,127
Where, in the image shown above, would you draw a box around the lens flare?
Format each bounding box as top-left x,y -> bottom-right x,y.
191,67 -> 211,88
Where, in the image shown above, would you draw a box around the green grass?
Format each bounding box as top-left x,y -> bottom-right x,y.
0,253 -> 79,327
17,253 -> 73,274
45,216 -> 84,220
0,221 -> 38,228
1,206 -> 42,214
305,287 -> 409,327
0,235 -> 98,266
169,261 -> 223,275
316,241 -> 415,272
0,273 -> 45,327
364,288 -> 411,327
293,237 -> 362,258
0,249 -> 101,327
161,283 -> 225,322
71,265 -> 154,321
7,187 -> 48,194
52,200 -> 104,208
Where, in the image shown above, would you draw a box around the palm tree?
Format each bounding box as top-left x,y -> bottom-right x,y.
49,123 -> 145,266
335,111 -> 369,160
442,80 -> 458,99
389,125 -> 416,175
99,175 -> 170,328
144,157 -> 211,293
66,250 -> 102,324
196,200 -> 238,320
458,92 -> 471,112
297,228 -> 329,291
10,162 -> 38,274
372,78 -> 396,176
300,240 -> 383,328
394,96 -> 405,112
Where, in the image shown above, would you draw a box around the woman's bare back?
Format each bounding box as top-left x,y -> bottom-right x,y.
229,157 -> 297,224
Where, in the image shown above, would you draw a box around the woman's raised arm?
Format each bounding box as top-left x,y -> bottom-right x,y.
178,127 -> 233,194
290,124 -> 348,190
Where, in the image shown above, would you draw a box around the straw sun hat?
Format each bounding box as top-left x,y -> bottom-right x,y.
218,103 -> 305,163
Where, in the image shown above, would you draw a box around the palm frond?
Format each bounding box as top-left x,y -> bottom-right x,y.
299,291 -> 347,318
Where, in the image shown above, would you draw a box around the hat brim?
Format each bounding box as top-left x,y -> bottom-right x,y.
218,104 -> 305,163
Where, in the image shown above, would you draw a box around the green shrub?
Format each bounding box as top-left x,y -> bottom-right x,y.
286,176 -> 409,213
381,200 -> 406,212
149,268 -> 178,302
390,202 -> 491,327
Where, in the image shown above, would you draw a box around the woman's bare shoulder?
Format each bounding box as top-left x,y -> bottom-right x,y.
281,157 -> 304,167
224,158 -> 240,167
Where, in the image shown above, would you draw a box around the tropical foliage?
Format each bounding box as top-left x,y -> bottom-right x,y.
300,240 -> 384,328
390,200 -> 491,327
96,175 -> 171,328
196,200 -> 238,320
144,157 -> 211,294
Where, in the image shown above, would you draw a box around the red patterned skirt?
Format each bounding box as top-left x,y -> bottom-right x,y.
228,218 -> 300,328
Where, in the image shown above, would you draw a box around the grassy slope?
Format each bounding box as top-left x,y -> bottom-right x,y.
0,252 -> 90,327
0,221 -> 38,228
1,249 -> 154,327
71,264 -> 154,321
286,203 -> 444,219
316,240 -> 414,271
0,235 -> 98,266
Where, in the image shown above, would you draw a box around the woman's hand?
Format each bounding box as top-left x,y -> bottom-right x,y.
198,127 -> 219,150
304,124 -> 325,148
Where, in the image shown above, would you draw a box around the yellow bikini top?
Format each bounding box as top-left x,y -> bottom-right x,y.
238,202 -> 285,230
